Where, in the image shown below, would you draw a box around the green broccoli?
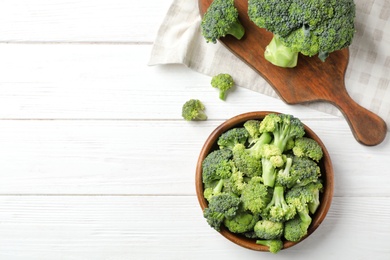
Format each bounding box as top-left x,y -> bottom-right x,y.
181,99 -> 207,121
259,144 -> 285,187
253,219 -> 284,239
259,113 -> 305,153
232,143 -> 262,178
240,176 -> 272,215
202,149 -> 233,184
264,35 -> 298,68
223,165 -> 247,195
248,0 -> 356,67
243,120 -> 262,144
224,210 -> 259,233
217,127 -> 249,150
283,205 -> 312,242
263,185 -> 296,222
211,73 -> 235,101
203,178 -> 225,201
256,239 -> 283,254
201,0 -> 245,44
203,193 -> 241,231
278,155 -> 321,189
293,137 -> 324,162
286,182 -> 324,215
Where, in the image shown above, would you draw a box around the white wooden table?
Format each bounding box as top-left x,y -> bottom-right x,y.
0,1 -> 389,259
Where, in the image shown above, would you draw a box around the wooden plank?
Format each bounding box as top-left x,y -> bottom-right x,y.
0,195 -> 389,259
0,0 -> 172,43
0,44 -> 337,120
0,119 -> 387,196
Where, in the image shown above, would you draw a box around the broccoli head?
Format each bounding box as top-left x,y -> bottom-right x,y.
201,0 -> 245,44
283,206 -> 312,242
217,127 -> 249,150
211,73 -> 235,101
203,193 -> 241,231
240,176 -> 272,215
263,185 -> 296,222
224,211 -> 259,233
260,113 -> 305,153
243,120 -> 262,142
232,143 -> 262,178
223,165 -> 247,195
181,99 -> 207,121
248,0 -> 356,67
285,181 -> 324,214
276,155 -> 321,189
292,137 -> 324,162
254,219 -> 284,240
202,149 -> 233,184
256,239 -> 283,254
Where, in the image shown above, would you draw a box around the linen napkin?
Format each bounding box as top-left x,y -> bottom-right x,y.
149,0 -> 390,131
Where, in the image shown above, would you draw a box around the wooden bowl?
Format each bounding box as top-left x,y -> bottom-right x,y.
195,111 -> 334,252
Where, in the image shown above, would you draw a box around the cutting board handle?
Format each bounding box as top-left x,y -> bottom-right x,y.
334,91 -> 387,146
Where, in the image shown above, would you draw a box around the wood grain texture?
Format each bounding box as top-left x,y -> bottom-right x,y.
198,0 -> 387,146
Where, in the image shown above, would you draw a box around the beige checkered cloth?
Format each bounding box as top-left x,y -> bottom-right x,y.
149,0 -> 390,131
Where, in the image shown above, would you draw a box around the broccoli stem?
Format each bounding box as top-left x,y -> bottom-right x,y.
248,132 -> 272,159
268,186 -> 287,210
264,35 -> 298,68
227,21 -> 245,40
213,178 -> 225,195
262,158 -> 276,187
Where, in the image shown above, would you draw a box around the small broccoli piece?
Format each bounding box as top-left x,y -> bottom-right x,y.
223,165 -> 246,195
263,185 -> 296,222
224,211 -> 259,233
201,0 -> 245,44
259,144 -> 285,187
217,127 -> 249,150
211,73 -> 235,101
232,143 -> 262,178
240,176 -> 272,215
243,120 -> 262,144
256,239 -> 283,254
284,156 -> 321,189
203,193 -> 241,231
202,149 -> 233,184
260,113 -> 305,153
181,99 -> 207,121
283,205 -> 312,242
246,132 -> 273,159
203,178 -> 225,201
286,182 -> 324,215
254,219 -> 284,240
264,35 -> 298,68
293,137 -> 324,162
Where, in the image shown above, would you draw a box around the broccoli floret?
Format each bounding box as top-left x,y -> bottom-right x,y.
248,0 -> 356,67
283,205 -> 312,242
211,73 -> 235,101
280,156 -> 321,189
286,182 -> 324,215
203,178 -> 225,201
246,132 -> 273,159
263,186 -> 296,222
217,127 -> 249,150
202,149 -> 233,184
223,165 -> 247,195
203,193 -> 241,231
259,144 -> 285,187
293,137 -> 324,162
201,0 -> 245,44
240,176 -> 272,215
256,239 -> 283,254
181,99 -> 207,121
260,113 -> 305,153
254,219 -> 284,240
224,211 -> 259,233
232,143 -> 262,178
243,120 -> 262,144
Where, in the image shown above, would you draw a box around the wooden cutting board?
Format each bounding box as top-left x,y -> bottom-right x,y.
198,0 -> 387,146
